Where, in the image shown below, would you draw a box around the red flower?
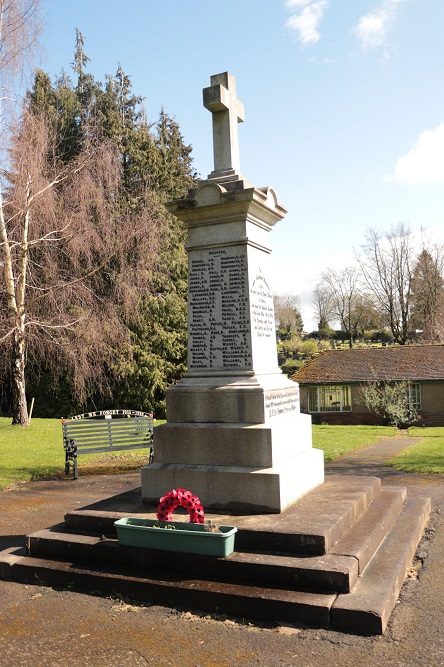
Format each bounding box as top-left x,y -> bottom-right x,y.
156,488 -> 205,523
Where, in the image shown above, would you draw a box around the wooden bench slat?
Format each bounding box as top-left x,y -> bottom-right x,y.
62,410 -> 154,479
73,443 -> 153,455
73,438 -> 151,448
64,432 -> 152,441
63,419 -> 151,432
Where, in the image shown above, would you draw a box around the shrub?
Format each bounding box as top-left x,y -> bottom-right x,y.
301,339 -> 318,357
359,381 -> 419,428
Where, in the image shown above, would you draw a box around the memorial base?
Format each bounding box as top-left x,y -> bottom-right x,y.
151,413 -> 312,468
141,447 -> 324,514
142,374 -> 324,514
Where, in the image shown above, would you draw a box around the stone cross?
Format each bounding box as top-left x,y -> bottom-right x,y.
203,72 -> 244,180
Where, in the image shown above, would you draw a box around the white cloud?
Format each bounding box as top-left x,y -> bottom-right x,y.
394,123 -> 444,184
285,0 -> 313,7
354,0 -> 406,50
285,0 -> 329,45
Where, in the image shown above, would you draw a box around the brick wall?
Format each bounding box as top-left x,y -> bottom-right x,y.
307,411 -> 384,426
300,382 -> 444,426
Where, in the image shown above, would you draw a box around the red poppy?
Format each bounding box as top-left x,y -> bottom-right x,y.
156,488 -> 205,523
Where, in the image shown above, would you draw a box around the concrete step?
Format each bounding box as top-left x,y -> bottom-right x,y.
0,547 -> 336,629
331,486 -> 407,574
64,475 -> 382,555
331,496 -> 431,635
27,528 -> 359,593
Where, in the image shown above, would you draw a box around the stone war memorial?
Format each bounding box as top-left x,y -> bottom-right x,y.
141,71 -> 324,513
1,73 -> 431,636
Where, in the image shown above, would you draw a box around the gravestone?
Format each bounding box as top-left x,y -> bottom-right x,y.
141,72 -> 324,512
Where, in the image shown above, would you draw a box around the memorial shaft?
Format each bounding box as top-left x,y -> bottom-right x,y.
141,73 -> 324,513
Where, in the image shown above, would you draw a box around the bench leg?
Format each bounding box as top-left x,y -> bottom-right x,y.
73,455 -> 78,480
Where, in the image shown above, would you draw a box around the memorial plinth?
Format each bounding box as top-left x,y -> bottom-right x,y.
141,73 -> 324,513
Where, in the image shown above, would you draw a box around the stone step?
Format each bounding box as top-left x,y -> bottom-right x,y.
331,496 -> 431,635
0,485 -> 430,635
64,475 -> 382,555
0,547 -> 336,629
331,486 -> 407,574
27,528 -> 359,593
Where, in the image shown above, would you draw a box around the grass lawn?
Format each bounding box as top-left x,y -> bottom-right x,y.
388,426 -> 444,473
0,417 -> 162,491
312,425 -> 396,462
1,419 -> 427,490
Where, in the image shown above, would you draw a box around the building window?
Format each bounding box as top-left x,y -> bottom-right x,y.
409,383 -> 421,410
308,385 -> 351,412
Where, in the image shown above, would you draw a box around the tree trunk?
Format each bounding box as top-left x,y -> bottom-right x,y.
11,327 -> 29,426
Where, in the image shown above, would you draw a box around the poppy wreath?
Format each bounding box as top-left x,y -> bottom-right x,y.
156,488 -> 205,524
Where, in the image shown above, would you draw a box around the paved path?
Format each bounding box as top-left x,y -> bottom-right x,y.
0,437 -> 443,667
326,436 -> 444,507
326,435 -> 422,475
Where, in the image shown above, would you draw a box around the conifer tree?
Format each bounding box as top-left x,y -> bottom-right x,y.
3,30 -> 195,419
410,248 -> 444,341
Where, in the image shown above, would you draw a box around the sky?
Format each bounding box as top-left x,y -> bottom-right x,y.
41,0 -> 444,330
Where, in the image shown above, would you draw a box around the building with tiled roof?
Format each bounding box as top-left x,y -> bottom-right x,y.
291,345 -> 444,425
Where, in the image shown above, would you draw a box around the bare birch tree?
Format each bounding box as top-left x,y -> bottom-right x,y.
1,108 -> 164,425
357,223 -> 415,345
321,266 -> 363,347
273,293 -> 303,338
312,283 -> 334,333
1,0 -> 42,423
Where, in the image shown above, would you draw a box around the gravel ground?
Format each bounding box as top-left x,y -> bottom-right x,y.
0,439 -> 443,667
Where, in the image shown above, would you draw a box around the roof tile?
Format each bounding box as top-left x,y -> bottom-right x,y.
291,345 -> 444,384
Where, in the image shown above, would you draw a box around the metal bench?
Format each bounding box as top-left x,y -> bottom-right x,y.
62,409 -> 154,479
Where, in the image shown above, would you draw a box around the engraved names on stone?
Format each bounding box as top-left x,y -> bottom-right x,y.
189,248 -> 252,370
250,273 -> 275,339
265,388 -> 300,420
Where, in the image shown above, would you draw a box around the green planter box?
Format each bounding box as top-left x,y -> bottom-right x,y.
114,517 -> 237,557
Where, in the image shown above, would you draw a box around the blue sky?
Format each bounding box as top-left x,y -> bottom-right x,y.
42,0 -> 444,330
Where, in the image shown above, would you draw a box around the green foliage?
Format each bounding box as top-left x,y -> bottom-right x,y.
155,107 -> 196,200
281,358 -> 304,378
11,31 -> 196,418
301,339 -> 318,357
370,329 -> 394,343
278,337 -> 302,357
274,293 -> 303,341
318,322 -> 335,339
359,380 -> 419,428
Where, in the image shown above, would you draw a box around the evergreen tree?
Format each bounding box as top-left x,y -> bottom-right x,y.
9,31 -> 195,418
28,69 -> 80,163
410,249 -> 444,341
155,106 -> 195,200
72,28 -> 99,132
